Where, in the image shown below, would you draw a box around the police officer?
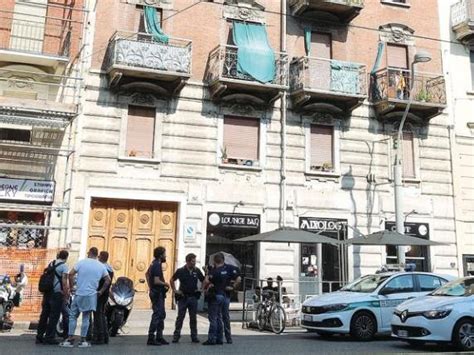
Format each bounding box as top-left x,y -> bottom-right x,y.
170,253 -> 204,343
202,252 -> 240,345
146,246 -> 169,346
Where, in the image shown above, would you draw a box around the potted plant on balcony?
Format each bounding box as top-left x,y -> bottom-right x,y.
416,89 -> 432,103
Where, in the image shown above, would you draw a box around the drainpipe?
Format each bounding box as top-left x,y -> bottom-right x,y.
280,0 -> 287,228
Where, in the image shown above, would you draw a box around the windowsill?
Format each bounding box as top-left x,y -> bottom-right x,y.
403,177 -> 421,184
219,163 -> 262,172
466,90 -> 474,96
380,1 -> 410,8
305,171 -> 341,178
118,156 -> 160,164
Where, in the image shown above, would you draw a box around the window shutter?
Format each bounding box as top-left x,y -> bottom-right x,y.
223,116 -> 259,161
387,44 -> 408,69
402,132 -> 415,178
126,106 -> 155,158
311,32 -> 332,59
310,125 -> 333,168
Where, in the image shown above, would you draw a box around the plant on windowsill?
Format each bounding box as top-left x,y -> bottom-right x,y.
415,89 -> 432,103
310,162 -> 333,173
221,146 -> 228,164
128,150 -> 137,157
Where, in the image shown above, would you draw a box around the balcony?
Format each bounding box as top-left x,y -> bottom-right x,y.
0,8 -> 79,74
206,45 -> 289,105
370,68 -> 446,122
0,68 -> 80,128
104,31 -> 192,97
290,57 -> 367,114
289,0 -> 364,23
452,0 -> 474,45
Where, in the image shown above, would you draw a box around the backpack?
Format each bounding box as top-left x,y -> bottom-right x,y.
38,260 -> 64,293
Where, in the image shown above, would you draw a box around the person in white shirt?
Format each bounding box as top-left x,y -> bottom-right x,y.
60,247 -> 111,348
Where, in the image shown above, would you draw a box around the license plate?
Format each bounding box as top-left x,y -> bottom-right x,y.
398,330 -> 409,338
303,315 -> 312,322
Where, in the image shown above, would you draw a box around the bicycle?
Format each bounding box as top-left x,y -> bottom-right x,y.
255,291 -> 287,334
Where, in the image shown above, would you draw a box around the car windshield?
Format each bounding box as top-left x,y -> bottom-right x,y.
340,275 -> 390,293
431,278 -> 474,297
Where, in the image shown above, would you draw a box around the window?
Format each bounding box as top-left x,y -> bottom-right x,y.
382,275 -> 414,294
0,128 -> 31,143
387,44 -> 408,69
310,124 -> 334,172
222,116 -> 259,165
402,131 -> 415,178
125,106 -> 155,159
470,51 -> 474,90
417,275 -> 444,292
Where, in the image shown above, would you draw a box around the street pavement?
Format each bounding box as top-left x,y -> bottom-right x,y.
0,310 -> 464,354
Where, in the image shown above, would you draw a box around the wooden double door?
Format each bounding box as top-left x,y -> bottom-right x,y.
87,198 -> 178,308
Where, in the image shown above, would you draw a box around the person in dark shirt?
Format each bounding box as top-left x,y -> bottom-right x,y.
170,253 -> 204,343
202,252 -> 240,345
145,246 -> 169,346
91,251 -> 114,344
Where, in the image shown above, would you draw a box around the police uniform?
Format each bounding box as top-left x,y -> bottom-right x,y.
147,259 -> 166,343
206,264 -> 239,344
171,265 -> 204,342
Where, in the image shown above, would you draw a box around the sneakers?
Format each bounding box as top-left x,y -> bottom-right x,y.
78,340 -> 91,348
59,339 -> 74,348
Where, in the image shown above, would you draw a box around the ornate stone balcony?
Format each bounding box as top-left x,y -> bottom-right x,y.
452,0 -> 474,45
370,68 -> 446,122
104,31 -> 192,97
289,0 -> 364,23
0,68 -> 80,128
290,56 -> 367,114
206,45 -> 289,106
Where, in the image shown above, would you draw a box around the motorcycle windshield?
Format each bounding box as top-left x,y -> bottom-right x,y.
112,277 -> 134,297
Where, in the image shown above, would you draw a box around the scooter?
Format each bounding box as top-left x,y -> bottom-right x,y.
105,277 -> 135,336
0,266 -> 28,331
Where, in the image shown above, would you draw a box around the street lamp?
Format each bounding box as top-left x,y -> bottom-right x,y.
394,51 -> 432,266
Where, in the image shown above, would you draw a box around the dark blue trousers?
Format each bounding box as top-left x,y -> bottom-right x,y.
173,295 -> 198,339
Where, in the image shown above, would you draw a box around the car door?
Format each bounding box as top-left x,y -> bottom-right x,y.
378,274 -> 417,330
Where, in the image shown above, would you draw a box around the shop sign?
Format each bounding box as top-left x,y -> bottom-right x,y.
0,178 -> 55,204
299,217 -> 347,232
207,212 -> 260,234
385,222 -> 429,239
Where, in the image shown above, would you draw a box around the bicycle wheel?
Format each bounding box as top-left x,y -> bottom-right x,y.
256,303 -> 266,331
269,304 -> 286,334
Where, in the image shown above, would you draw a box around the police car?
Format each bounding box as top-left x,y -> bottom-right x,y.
391,276 -> 474,351
301,272 -> 454,340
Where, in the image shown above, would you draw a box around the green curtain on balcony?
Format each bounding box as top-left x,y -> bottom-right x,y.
144,6 -> 169,44
232,21 -> 276,83
304,27 -> 312,56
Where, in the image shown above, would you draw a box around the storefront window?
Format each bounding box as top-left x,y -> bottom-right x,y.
385,222 -> 430,272
206,212 -> 260,302
0,211 -> 46,248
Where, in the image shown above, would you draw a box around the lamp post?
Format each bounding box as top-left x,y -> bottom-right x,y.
394,51 -> 431,266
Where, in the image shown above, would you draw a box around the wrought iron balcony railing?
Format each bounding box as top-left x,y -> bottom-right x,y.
451,0 -> 474,44
0,8 -> 77,58
371,68 -> 446,106
206,45 -> 289,89
105,31 -> 192,76
290,57 -> 367,97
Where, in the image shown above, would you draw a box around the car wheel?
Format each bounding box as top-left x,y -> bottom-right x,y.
350,311 -> 376,341
453,318 -> 474,351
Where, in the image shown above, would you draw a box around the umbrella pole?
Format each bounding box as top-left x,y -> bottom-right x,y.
317,243 -> 322,294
